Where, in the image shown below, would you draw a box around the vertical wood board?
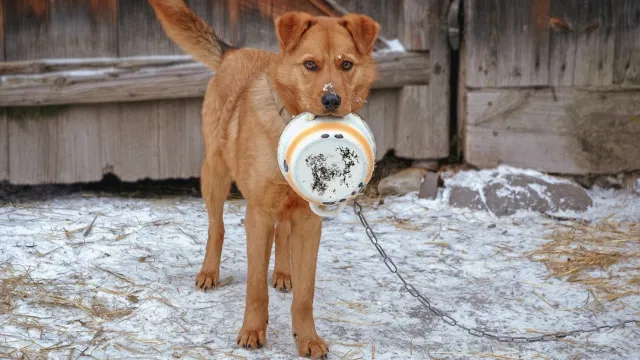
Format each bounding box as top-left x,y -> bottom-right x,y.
0,0 -> 5,180
0,109 -> 7,181
4,0 -> 117,60
8,108 -> 59,184
464,0 -> 550,87
7,105 -> 104,184
115,1 -> 207,181
571,0 -> 617,87
215,0 -> 327,52
614,0 -> 640,86
157,98 -> 204,179
358,89 -> 398,160
0,0 -> 4,61
395,0 -> 449,159
400,0 -> 428,50
335,0 -> 400,39
99,100 -> 160,182
548,0 -> 579,86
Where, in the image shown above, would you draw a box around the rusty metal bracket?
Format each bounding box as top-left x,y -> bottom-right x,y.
447,0 -> 461,50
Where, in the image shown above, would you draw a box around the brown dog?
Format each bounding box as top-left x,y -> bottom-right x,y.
148,1 -> 379,357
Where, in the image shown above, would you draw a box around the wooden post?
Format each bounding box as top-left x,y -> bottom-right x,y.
0,0 -> 7,181
396,0 -> 450,160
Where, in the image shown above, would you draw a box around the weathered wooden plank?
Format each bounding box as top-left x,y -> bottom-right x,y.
572,0 -> 617,87
548,0 -> 579,86
216,0 -> 326,50
156,98 -> 204,179
229,0 -> 278,51
613,0 -> 640,86
115,0 -> 199,182
7,106 -> 106,184
117,0 -> 179,56
395,0 -> 450,159
316,0 -> 398,51
464,0 -> 550,88
457,33 -> 468,161
0,0 -> 5,180
0,109 -> 7,181
400,0 -> 428,50
334,0 -> 400,39
4,0 -> 118,184
358,89 -> 398,160
464,88 -> 640,174
0,52 -> 430,106
7,108 -> 58,184
4,0 -> 117,60
0,0 -> 4,62
98,101 -> 160,182
396,85 -> 450,159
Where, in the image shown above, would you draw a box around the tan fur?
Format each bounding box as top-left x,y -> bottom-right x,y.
148,0 -> 230,70
148,1 -> 379,357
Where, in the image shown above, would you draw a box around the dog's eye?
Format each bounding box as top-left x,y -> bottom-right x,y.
341,61 -> 353,70
304,61 -> 318,71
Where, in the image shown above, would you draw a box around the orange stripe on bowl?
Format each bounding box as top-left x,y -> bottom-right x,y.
285,122 -> 375,184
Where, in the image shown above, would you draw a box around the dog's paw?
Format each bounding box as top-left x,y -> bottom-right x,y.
195,269 -> 219,291
295,333 -> 328,359
237,327 -> 267,350
272,271 -> 292,293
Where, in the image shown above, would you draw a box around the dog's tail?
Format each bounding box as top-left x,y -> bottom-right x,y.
148,0 -> 233,70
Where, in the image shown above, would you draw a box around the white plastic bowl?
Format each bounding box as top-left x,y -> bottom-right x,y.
277,112 -> 376,217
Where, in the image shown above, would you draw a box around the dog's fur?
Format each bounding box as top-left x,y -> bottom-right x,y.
148,1 -> 379,357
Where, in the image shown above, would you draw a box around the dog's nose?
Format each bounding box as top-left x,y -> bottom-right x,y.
321,93 -> 341,111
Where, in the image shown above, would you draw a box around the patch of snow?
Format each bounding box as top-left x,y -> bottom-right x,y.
0,178 -> 638,359
442,165 -> 579,207
378,39 -> 406,53
322,82 -> 336,94
528,182 -> 553,204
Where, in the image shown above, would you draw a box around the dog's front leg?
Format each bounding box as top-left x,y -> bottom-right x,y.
237,204 -> 274,349
273,220 -> 292,292
289,208 -> 328,358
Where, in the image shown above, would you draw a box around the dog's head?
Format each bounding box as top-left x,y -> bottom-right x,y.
272,12 -> 380,117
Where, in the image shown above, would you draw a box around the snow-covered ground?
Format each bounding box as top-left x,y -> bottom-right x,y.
1,170 -> 639,359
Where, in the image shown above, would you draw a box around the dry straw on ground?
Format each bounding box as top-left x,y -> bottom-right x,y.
530,220 -> 640,303
0,263 -> 138,359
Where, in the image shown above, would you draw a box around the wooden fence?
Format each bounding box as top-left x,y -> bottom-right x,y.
1,0 -> 639,185
460,0 -> 640,175
0,0 -> 450,185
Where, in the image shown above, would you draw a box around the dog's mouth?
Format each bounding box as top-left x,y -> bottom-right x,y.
303,110 -> 347,118
321,109 -> 350,117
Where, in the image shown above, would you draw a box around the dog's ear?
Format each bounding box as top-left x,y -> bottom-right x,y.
275,12 -> 317,52
339,14 -> 380,55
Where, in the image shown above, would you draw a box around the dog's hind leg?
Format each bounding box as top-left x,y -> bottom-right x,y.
196,152 -> 232,290
272,220 -> 292,292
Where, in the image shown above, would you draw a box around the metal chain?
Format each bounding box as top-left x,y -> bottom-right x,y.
352,201 -> 638,343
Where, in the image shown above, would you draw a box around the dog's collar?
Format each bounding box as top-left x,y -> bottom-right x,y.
266,75 -> 292,123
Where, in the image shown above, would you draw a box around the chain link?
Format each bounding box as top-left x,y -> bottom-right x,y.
352,201 -> 639,343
